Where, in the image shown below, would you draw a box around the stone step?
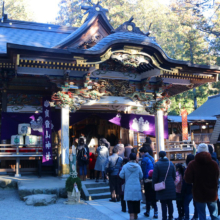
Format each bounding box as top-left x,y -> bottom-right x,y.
88,186 -> 110,194
89,192 -> 111,200
84,182 -> 109,188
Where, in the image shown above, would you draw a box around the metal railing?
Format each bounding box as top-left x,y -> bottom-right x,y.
169,133 -> 212,144
0,144 -> 42,156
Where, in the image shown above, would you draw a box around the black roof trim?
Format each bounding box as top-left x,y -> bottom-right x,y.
0,19 -> 77,34
6,43 -> 220,72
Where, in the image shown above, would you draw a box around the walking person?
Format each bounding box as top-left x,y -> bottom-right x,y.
105,148 -> 123,202
118,158 -> 129,212
181,154 -> 198,220
76,138 -> 89,181
119,153 -> 143,220
139,143 -> 158,218
152,151 -> 176,220
174,163 -> 184,220
94,138 -> 109,182
185,143 -> 219,220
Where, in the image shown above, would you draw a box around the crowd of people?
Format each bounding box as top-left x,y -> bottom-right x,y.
75,136 -> 220,220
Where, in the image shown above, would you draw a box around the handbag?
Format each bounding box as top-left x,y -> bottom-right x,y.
154,161 -> 170,191
106,157 -> 119,174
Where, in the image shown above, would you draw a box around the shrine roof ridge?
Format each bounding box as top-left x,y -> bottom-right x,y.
0,19 -> 77,33
189,93 -> 220,118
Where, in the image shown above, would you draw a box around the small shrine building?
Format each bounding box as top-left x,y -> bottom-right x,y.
0,2 -> 220,176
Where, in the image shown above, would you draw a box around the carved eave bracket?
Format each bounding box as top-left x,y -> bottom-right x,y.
145,97 -> 171,115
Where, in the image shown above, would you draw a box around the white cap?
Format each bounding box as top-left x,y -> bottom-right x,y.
197,143 -> 209,153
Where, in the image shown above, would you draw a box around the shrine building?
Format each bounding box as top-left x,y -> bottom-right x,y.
0,1 -> 220,177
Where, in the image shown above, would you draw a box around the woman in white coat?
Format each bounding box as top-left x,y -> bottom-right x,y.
119,153 -> 143,220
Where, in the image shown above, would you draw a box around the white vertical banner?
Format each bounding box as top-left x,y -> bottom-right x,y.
156,110 -> 165,152
61,106 -> 70,166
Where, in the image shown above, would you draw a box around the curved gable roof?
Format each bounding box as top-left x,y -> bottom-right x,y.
54,11 -> 114,49
189,94 -> 220,118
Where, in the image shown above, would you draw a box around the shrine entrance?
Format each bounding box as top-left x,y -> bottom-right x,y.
0,1 -> 219,177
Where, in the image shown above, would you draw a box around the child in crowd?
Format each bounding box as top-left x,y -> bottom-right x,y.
118,158 -> 129,212
175,163 -> 184,220
145,169 -> 158,219
89,152 -> 96,179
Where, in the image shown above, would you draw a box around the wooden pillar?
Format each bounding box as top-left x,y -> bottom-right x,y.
155,110 -> 165,159
129,130 -> 134,146
61,106 -> 70,177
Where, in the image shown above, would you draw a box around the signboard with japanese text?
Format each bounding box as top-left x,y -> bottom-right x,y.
42,98 -> 53,165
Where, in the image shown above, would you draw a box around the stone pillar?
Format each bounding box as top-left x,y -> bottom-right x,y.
61,106 -> 70,177
155,110 -> 165,160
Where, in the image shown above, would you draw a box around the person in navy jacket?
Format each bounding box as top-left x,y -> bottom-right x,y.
139,143 -> 158,218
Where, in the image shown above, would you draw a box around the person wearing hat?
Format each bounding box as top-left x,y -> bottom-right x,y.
184,143 -> 219,220
139,143 -> 158,218
119,153 -> 143,220
152,151 -> 176,220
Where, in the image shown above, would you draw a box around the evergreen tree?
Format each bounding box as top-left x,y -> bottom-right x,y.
3,0 -> 33,21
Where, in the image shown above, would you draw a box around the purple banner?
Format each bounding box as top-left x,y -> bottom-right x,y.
42,98 -> 53,165
1,112 -> 168,141
99,113 -> 168,139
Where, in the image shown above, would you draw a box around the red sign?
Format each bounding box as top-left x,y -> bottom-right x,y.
181,109 -> 188,140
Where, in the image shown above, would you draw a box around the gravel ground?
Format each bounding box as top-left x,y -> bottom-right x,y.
0,189 -> 112,220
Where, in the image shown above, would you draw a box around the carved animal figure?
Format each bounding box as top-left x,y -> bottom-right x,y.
74,88 -> 113,100
127,92 -> 153,102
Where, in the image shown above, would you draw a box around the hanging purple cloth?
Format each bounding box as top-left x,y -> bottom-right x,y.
98,113 -> 168,139
1,112 -> 169,141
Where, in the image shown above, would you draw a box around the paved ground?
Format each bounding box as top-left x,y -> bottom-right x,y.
88,198 -> 220,220
0,176 -> 219,220
1,188 -> 219,220
0,189 -> 112,220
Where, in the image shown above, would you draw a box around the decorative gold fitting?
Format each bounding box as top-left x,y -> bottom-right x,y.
74,56 -> 87,65
100,48 -> 112,61
124,46 -> 143,54
62,164 -> 70,175
17,54 -> 20,66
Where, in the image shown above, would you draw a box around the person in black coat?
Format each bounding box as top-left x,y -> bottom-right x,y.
182,154 -> 198,220
152,151 -> 176,220
77,138 -> 89,181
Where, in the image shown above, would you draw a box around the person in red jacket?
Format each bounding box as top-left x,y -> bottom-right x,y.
89,152 -> 96,179
184,143 -> 219,220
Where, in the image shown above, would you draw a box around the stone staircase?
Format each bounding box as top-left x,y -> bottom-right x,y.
81,181 -> 111,200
